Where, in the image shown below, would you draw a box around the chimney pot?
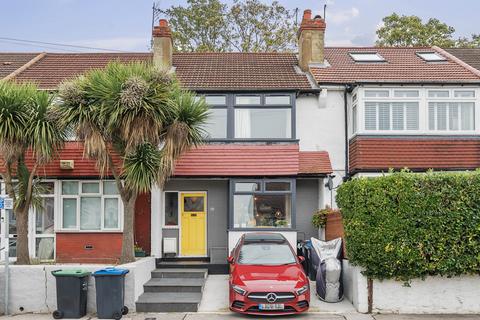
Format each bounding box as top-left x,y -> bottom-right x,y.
298,8 -> 326,72
152,19 -> 173,70
303,9 -> 312,21
159,19 -> 168,27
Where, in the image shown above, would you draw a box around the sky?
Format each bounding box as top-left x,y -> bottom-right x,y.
1,0 -> 479,53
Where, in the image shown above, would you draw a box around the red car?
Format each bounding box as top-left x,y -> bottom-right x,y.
228,233 -> 310,315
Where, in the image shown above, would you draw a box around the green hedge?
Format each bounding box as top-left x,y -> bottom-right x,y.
336,170 -> 480,281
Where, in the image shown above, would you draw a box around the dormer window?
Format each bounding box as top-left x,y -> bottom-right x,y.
417,52 -> 447,62
349,52 -> 386,63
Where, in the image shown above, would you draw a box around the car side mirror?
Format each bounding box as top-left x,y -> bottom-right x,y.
298,256 -> 305,263
227,256 -> 234,264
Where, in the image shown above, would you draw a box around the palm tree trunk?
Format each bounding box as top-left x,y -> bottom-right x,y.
120,193 -> 137,264
15,207 -> 30,265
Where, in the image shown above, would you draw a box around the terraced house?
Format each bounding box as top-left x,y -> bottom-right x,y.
1,10 -> 480,267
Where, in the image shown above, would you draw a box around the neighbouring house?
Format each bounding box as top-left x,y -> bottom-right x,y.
443,48 -> 480,74
1,10 -> 479,265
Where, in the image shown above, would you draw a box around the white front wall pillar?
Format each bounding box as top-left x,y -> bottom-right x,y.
150,185 -> 163,257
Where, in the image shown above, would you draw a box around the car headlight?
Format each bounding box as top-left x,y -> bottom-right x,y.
295,284 -> 309,295
232,284 -> 247,296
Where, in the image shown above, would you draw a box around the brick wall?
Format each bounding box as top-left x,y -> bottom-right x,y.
55,233 -> 122,264
134,192 -> 151,254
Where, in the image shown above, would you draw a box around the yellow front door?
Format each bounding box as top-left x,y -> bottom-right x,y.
180,192 -> 207,256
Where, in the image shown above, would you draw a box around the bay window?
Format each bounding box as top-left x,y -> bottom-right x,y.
60,181 -> 122,231
35,182 -> 55,260
355,87 -> 477,134
202,93 -> 295,140
231,179 -> 295,229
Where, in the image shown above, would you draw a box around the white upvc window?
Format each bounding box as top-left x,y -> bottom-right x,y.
427,89 -> 476,132
353,87 -> 479,136
60,181 -> 122,232
352,104 -> 358,134
428,102 -> 475,131
365,102 -> 419,131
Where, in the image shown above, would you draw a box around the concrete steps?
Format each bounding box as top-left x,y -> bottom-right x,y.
136,268 -> 208,312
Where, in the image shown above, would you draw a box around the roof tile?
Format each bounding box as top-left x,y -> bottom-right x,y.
312,47 -> 480,84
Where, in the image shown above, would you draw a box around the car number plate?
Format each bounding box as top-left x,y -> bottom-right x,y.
259,303 -> 284,310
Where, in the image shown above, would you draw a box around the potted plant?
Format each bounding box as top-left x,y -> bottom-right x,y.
134,244 -> 146,257
312,207 -> 330,240
275,219 -> 289,227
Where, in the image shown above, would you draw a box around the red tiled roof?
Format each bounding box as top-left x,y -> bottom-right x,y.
444,48 -> 480,73
10,52 -> 312,90
1,143 -> 332,177
174,144 -> 299,176
174,144 -> 332,176
0,53 -> 40,78
0,142 -> 124,178
312,47 -> 480,84
173,52 -> 311,90
349,136 -> 480,173
13,53 -> 151,89
299,151 -> 332,175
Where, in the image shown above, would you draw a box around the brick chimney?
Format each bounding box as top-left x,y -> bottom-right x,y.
298,9 -> 326,71
152,19 -> 172,69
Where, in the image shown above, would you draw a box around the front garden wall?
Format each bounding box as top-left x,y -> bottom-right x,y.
0,257 -> 155,315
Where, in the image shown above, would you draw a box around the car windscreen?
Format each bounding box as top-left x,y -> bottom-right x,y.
237,243 -> 296,265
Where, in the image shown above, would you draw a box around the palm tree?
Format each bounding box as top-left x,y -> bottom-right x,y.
0,81 -> 65,264
56,62 -> 208,263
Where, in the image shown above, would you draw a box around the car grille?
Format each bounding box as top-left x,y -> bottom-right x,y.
247,292 -> 296,303
297,300 -> 309,308
231,301 -> 245,309
247,306 -> 297,313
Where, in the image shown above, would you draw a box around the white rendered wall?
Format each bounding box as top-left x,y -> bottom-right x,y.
296,90 -> 346,208
372,276 -> 480,314
228,231 -> 297,255
342,260 -> 369,313
0,257 -> 155,315
341,259 -> 480,314
150,185 -> 163,257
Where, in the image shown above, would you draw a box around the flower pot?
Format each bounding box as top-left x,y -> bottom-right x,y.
135,250 -> 146,257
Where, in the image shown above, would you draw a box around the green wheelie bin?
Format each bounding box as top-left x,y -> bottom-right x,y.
51,269 -> 91,319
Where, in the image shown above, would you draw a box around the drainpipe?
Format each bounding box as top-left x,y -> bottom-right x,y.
343,84 -> 354,181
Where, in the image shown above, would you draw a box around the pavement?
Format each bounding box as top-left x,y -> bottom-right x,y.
2,276 -> 479,319
2,313 -> 480,320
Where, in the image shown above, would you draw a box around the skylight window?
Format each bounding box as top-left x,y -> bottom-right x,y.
417,52 -> 447,62
349,52 -> 386,62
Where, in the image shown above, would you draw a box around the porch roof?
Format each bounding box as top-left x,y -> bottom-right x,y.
0,143 -> 332,178
173,144 -> 332,177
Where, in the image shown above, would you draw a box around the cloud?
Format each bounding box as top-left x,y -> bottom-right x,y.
69,37 -> 149,52
327,7 -> 360,25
